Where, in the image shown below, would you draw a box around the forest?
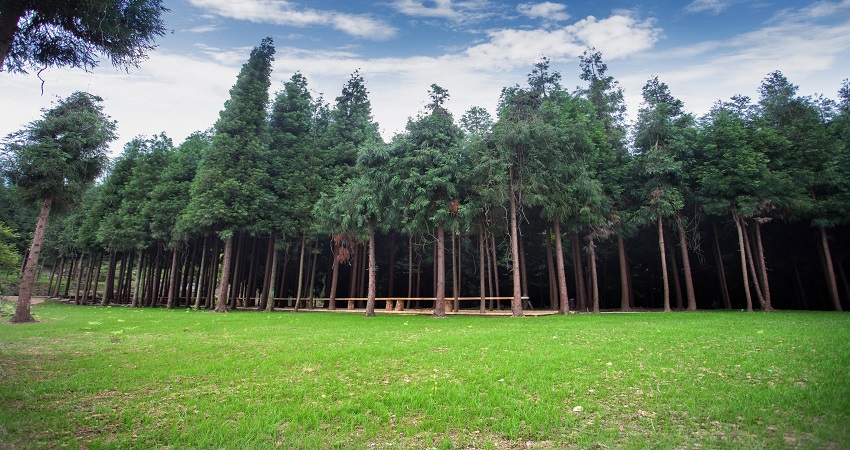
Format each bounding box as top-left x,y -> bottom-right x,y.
3,37 -> 850,319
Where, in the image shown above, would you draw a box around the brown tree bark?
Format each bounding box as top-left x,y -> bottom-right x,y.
73,253 -> 86,305
677,218 -> 697,311
308,240 -> 319,309
553,218 -> 569,314
166,247 -> 180,309
618,235 -> 631,311
479,226 -> 487,314
732,212 -> 754,312
519,233 -> 529,309
490,231 -> 500,309
104,252 -> 116,303
215,236 -> 234,312
206,238 -> 221,309
11,197 -> 53,323
52,256 -> 65,298
258,236 -> 274,310
664,228 -> 683,310
753,222 -> 774,311
63,255 -> 74,298
433,221 -> 447,318
194,237 -> 207,309
712,223 -> 732,309
265,240 -> 280,312
388,234 -> 396,310
452,231 -> 459,312
545,227 -> 557,310
295,234 -> 307,312
405,234 -> 413,310
92,253 -> 103,305
588,238 -> 600,314
657,214 -> 671,312
82,254 -> 96,304
131,251 -> 144,308
47,257 -> 57,297
741,220 -> 768,310
329,242 -> 339,310
366,221 -> 377,317
571,233 -> 586,311
820,226 -> 842,311
508,186 -> 523,317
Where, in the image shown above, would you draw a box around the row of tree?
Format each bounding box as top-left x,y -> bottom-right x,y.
4,37 -> 849,322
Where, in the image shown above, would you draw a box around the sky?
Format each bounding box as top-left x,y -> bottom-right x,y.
1,0 -> 849,157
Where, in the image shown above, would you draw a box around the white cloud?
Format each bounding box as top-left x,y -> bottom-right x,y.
187,0 -> 397,39
685,0 -> 733,14
517,2 -> 570,21
565,14 -> 661,59
183,24 -> 221,33
390,0 -> 493,22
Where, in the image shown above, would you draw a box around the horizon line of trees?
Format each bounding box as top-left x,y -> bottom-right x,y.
3,37 -> 849,321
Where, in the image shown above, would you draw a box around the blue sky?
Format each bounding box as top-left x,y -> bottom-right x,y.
2,1 -> 849,155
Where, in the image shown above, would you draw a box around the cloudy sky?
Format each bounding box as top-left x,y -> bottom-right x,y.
2,0 -> 849,156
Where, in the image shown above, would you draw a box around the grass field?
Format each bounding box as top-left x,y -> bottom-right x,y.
1,300 -> 848,449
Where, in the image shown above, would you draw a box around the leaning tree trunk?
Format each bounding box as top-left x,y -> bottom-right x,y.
11,197 -> 53,323
265,240 -> 280,312
434,221 -> 447,318
677,218 -> 697,311
571,233 -> 586,311
657,213 -> 671,313
365,221 -> 377,317
741,220 -> 768,311
753,221 -> 774,311
295,234 -> 307,312
712,223 -> 732,309
732,211 -> 754,312
329,243 -> 339,311
553,217 -> 569,315
546,227 -> 557,310
618,235 -> 631,311
508,186 -> 523,317
215,236 -> 234,312
819,226 -> 842,311
194,237 -> 207,309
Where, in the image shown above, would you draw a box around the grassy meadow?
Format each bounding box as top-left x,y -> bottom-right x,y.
1,300 -> 848,449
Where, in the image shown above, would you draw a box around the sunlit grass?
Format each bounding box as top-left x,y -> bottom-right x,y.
1,302 -> 848,449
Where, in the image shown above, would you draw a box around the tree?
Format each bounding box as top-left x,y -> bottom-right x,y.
179,38 -> 275,312
2,91 -> 116,322
0,0 -> 168,73
0,221 -> 19,272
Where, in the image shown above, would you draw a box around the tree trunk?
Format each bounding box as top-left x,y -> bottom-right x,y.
295,234 -> 307,312
258,236 -> 274,310
657,214 -> 671,312
11,196 -> 53,323
665,229 -> 683,310
348,242 -> 358,309
73,253 -> 86,305
732,212 -> 754,312
508,186 -> 523,317
366,221 -> 377,317
545,227 -> 557,310
63,255 -> 74,298
618,235 -> 631,311
52,256 -> 64,298
132,251 -> 144,308
388,234 -> 396,310
588,238 -> 600,313
215,236 -> 234,312
434,221 -> 447,318
405,234 -> 413,310
104,252 -> 116,303
329,243 -> 339,310
793,260 -> 809,310
490,231 -> 500,309
553,218 -> 569,314
308,240 -> 319,309
741,220 -> 768,310
677,218 -> 697,311
207,238 -> 221,309
838,260 -> 850,310
194,237 -> 207,309
265,240 -> 280,312
47,257 -> 57,297
712,223 -> 732,309
478,226 -> 487,314
820,226 -> 842,311
166,247 -> 180,309
228,233 -> 244,309
753,222 -> 774,311
82,254 -> 96,304
452,231 -> 459,312
92,253 -> 103,305
519,233 -> 529,309
571,233 -> 586,311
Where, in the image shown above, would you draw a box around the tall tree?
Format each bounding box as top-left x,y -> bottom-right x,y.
0,0 -> 167,72
2,91 -> 116,322
179,38 -> 275,312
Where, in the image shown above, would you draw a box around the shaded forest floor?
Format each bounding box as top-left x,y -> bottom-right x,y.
1,301 -> 848,449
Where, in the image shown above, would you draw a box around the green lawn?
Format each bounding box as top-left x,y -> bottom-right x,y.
1,301 -> 848,449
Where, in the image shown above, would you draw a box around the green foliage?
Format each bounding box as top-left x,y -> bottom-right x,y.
1,0 -> 168,73
2,92 -> 116,206
181,38 -> 275,239
0,221 -> 20,272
